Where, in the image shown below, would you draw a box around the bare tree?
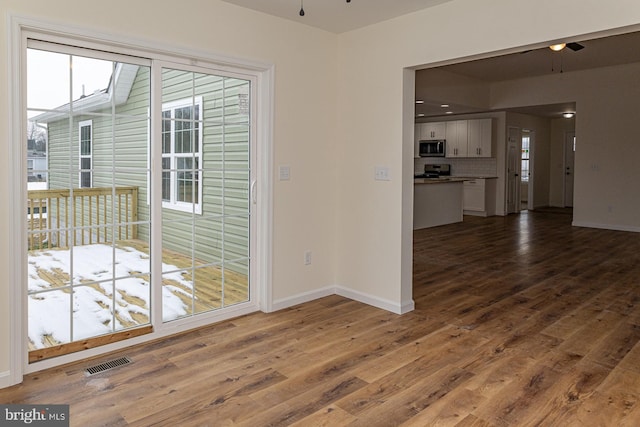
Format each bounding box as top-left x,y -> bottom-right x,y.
27,120 -> 47,152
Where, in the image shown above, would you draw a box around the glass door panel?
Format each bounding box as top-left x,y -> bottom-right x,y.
161,67 -> 251,321
26,45 -> 151,356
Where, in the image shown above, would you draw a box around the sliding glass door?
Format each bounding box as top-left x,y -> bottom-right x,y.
25,41 -> 253,362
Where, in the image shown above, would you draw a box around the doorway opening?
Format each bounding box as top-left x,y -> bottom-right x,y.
520,130 -> 534,210
506,127 -> 522,214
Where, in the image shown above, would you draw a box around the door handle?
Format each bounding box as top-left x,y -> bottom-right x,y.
251,180 -> 257,204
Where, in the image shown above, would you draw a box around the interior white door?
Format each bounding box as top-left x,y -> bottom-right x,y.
564,132 -> 576,207
506,127 -> 522,214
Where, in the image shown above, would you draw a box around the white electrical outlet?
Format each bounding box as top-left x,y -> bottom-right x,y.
304,250 -> 312,265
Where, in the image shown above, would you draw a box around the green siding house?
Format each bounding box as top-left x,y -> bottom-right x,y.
34,63 -> 251,272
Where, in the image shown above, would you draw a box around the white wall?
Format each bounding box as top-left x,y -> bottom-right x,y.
0,0 -> 339,384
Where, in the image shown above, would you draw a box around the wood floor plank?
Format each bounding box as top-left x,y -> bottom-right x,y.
568,367 -> 640,426
288,404 -> 358,427
4,210 -> 640,426
241,375 -> 368,427
342,364 -> 475,426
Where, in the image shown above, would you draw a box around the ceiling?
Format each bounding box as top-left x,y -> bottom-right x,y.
221,1 -> 640,120
220,0 -> 451,34
416,31 -> 640,118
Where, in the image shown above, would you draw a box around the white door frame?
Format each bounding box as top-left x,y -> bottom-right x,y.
7,14 -> 274,383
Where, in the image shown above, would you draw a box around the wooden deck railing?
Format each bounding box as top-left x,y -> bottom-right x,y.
27,186 -> 138,250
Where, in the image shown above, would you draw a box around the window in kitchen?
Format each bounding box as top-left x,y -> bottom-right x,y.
521,135 -> 530,182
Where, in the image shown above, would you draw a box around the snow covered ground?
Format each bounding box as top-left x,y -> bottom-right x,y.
28,243 -> 196,349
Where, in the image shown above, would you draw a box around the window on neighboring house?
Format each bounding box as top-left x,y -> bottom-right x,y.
79,120 -> 92,188
521,135 -> 530,182
161,97 -> 203,214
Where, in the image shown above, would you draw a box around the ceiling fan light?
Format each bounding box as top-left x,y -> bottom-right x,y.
549,43 -> 566,52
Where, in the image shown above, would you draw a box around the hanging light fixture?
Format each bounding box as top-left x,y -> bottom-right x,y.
299,0 -> 352,17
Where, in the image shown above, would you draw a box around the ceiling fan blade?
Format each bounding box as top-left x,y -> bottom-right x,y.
566,42 -> 584,51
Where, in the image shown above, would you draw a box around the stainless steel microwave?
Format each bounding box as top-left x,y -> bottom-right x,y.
419,140 -> 446,157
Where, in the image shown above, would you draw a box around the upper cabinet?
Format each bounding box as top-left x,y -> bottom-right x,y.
423,122 -> 446,140
445,120 -> 468,157
415,122 -> 447,157
416,118 -> 494,158
467,118 -> 493,158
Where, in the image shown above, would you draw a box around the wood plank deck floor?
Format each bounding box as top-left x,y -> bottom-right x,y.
5,210 -> 640,426
27,240 -> 249,351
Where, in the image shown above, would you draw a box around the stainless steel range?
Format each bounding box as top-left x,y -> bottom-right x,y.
414,164 -> 451,179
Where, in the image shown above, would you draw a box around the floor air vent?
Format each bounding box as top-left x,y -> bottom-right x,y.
85,357 -> 132,376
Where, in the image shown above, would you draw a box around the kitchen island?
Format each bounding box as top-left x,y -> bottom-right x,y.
413,178 -> 464,229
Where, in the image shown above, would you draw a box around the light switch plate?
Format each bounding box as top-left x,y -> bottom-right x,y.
374,166 -> 391,181
279,165 -> 290,181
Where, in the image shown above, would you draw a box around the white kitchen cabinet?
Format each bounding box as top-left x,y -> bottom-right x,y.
463,178 -> 496,217
467,118 -> 493,158
423,122 -> 446,140
415,122 -> 447,157
445,120 -> 468,157
414,124 -> 422,157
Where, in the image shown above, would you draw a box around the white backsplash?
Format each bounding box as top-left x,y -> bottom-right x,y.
415,157 -> 497,177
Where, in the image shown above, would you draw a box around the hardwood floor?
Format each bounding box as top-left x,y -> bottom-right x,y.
3,211 -> 640,426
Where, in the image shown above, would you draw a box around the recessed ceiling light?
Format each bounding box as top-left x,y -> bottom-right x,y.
563,112 -> 575,119
416,113 -> 425,117
445,111 -> 453,114
549,43 -> 567,52
440,104 -> 449,108
415,100 -> 424,104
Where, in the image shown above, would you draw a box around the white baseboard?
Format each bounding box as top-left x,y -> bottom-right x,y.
335,286 -> 413,314
271,286 -> 335,312
572,221 -> 640,233
0,371 -> 13,389
271,285 -> 414,315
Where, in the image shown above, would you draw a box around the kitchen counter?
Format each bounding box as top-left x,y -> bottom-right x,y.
414,177 -> 468,185
413,179 -> 463,229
